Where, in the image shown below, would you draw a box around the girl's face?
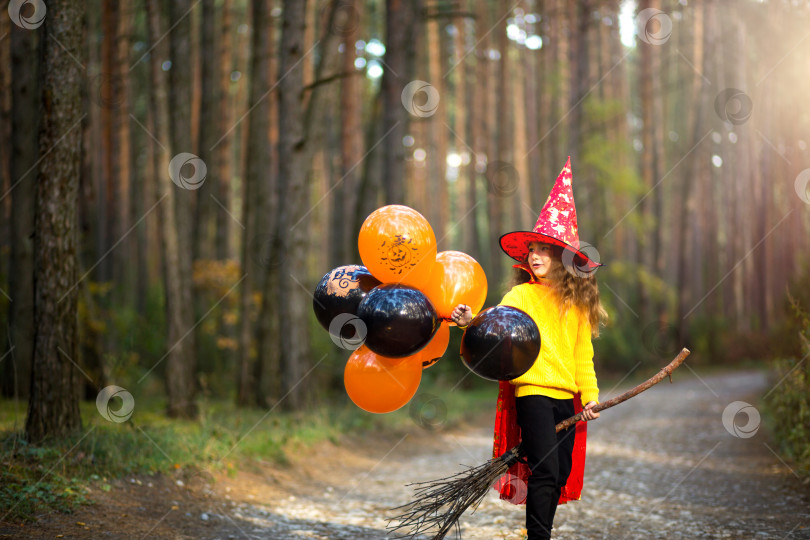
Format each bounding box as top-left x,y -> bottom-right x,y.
527,242 -> 553,279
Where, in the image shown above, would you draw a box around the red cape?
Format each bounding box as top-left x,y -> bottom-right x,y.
491,381 -> 587,505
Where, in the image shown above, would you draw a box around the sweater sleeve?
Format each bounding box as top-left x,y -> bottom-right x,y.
573,315 -> 599,405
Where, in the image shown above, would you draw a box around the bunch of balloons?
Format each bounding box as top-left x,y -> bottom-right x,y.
313,205 -> 487,413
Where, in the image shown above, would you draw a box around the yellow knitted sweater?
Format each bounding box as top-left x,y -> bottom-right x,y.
500,281 -> 599,404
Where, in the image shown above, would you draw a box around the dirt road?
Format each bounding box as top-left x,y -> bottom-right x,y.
5,369 -> 809,539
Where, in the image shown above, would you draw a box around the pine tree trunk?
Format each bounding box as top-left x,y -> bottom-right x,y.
147,0 -> 197,419
3,15 -> 41,400
269,0 -> 311,410
334,0 -> 361,267
215,0 -> 234,261
0,12 -> 9,369
257,0 -> 343,409
237,0 -> 273,407
637,0 -> 656,322
26,0 -> 85,443
381,0 -> 421,204
452,10 -> 469,253
467,0 -> 486,262
676,0 -> 704,342
115,2 -> 133,305
168,0 -> 197,417
195,0 -> 218,262
488,0 -> 510,289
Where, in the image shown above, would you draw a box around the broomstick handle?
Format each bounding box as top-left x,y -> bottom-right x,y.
554,348 -> 691,433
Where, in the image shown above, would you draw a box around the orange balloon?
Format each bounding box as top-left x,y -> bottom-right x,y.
420,321 -> 450,369
422,251 -> 488,320
358,205 -> 436,289
344,345 -> 423,413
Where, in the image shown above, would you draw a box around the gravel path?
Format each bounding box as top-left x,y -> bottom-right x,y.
13,369 -> 807,539
220,369 -> 809,540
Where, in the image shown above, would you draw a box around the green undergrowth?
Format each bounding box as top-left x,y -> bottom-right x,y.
0,383 -> 493,522
763,289 -> 810,478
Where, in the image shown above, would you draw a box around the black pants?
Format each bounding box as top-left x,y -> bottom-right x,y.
516,395 -> 577,540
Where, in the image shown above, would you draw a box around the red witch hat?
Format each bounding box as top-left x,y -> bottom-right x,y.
499,157 -> 602,271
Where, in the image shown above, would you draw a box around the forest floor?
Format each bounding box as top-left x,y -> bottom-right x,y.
1,369 -> 809,540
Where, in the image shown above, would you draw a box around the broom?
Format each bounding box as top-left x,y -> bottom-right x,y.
386,348 -> 691,540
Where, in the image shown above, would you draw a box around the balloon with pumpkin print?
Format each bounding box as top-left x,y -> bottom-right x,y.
358,205 -> 436,290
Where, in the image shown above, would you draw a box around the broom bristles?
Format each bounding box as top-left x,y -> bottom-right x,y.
386,446 -> 524,540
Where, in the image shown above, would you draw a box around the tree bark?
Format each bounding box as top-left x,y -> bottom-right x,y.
3,14 -> 41,400
425,11 -> 447,247
331,0 -> 361,268
257,0 -> 343,409
194,0 -> 218,262
381,0 -> 421,204
637,0 -> 656,322
237,0 -> 273,407
114,1 -> 133,305
267,0 -> 312,410
215,0 -> 234,261
168,0 -> 198,418
147,0 -> 197,419
675,0 -> 704,343
26,0 -> 85,443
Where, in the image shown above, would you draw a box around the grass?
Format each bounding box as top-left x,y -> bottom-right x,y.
0,382 -> 495,522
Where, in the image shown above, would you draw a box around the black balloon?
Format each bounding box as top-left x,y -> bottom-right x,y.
460,305 -> 540,381
357,284 -> 440,358
313,265 -> 382,332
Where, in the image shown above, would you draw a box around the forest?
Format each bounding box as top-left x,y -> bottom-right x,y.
1,0 -> 809,536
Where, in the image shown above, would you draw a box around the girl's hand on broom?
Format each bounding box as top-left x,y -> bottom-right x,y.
451,304 -> 473,326
582,401 -> 600,421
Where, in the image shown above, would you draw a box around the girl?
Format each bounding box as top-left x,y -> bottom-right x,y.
451,157 -> 607,540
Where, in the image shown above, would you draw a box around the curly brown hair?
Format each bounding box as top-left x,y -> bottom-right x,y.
507,245 -> 607,337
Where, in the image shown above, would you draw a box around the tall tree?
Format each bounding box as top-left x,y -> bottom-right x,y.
114,1 -> 133,302
330,0 -> 362,268
237,0 -> 274,407
3,11 -> 41,400
26,0 -> 85,442
380,0 -> 421,204
257,0 -> 343,409
637,0 -> 659,321
215,0 -> 234,261
425,8 -> 447,247
166,0 -> 198,419
194,0 -> 219,262
488,0 -> 511,289
147,0 -> 197,419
